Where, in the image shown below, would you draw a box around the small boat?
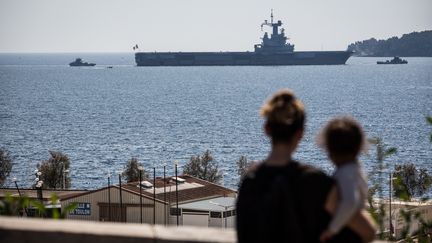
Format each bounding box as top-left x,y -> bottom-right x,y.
107,66 -> 113,69
69,58 -> 96,67
377,56 -> 408,65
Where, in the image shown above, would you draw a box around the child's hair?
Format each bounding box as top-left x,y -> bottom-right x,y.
260,89 -> 305,144
319,116 -> 365,158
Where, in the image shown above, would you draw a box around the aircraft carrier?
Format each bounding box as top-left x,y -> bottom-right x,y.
135,12 -> 352,66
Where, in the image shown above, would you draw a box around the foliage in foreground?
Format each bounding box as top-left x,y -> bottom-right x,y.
183,150 -> 222,184
0,193 -> 77,219
367,137 -> 397,240
368,127 -> 432,242
393,163 -> 432,201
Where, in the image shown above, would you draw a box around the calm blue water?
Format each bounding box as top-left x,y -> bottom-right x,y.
1,53 -> 431,190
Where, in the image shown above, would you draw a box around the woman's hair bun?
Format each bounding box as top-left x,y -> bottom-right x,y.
260,89 -> 304,126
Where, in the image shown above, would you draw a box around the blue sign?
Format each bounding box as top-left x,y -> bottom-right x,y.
70,203 -> 91,216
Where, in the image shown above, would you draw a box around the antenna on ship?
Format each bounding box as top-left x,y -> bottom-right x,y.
261,10 -> 273,30
271,9 -> 274,24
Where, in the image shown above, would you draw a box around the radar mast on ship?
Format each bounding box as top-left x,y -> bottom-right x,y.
254,9 -> 295,53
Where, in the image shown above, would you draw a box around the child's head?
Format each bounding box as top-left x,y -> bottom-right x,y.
318,117 -> 365,166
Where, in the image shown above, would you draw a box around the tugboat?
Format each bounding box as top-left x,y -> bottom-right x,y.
69,58 -> 96,67
135,11 -> 352,66
377,56 -> 408,65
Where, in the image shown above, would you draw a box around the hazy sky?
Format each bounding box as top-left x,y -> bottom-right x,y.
0,0 -> 431,52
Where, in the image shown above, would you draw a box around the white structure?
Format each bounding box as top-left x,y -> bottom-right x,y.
60,175 -> 237,226
174,197 -> 236,228
378,199 -> 432,239
1,175 -> 237,228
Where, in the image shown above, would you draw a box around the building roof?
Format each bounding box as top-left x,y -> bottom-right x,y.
0,188 -> 88,201
4,175 -> 237,205
178,196 -> 236,212
122,175 -> 237,204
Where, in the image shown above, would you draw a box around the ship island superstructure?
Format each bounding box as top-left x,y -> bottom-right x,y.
135,11 -> 352,66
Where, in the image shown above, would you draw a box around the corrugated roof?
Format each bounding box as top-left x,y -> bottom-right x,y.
1,175 -> 237,205
0,188 -> 88,201
122,175 -> 237,204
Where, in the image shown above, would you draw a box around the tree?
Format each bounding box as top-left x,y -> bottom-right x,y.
347,30 -> 432,57
0,149 -> 13,187
123,157 -> 147,182
367,137 -> 397,239
37,151 -> 71,189
393,163 -> 432,201
183,150 -> 222,184
236,155 -> 251,185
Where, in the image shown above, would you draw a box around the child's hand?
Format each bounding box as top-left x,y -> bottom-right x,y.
320,229 -> 335,242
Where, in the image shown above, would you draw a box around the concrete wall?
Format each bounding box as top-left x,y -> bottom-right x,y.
379,201 -> 432,240
0,216 -> 235,243
0,216 -> 390,243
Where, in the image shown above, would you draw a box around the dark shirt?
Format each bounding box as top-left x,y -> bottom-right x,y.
236,161 -> 361,243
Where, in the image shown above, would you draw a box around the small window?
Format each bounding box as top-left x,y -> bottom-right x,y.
170,208 -> 181,216
210,212 -> 221,218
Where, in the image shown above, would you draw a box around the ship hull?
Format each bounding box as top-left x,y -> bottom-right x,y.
69,63 -> 96,67
135,51 -> 352,66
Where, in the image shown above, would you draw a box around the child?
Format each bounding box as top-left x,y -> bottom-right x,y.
318,117 -> 368,242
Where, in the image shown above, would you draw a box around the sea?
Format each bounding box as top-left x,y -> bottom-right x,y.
0,53 -> 431,191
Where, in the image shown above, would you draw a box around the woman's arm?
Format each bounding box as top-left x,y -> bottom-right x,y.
325,186 -> 377,242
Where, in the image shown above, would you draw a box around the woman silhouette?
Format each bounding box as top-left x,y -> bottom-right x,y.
236,89 -> 376,243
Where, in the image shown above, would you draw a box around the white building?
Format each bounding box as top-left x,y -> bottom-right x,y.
60,175 -> 237,227
175,196 -> 236,228
378,199 -> 432,239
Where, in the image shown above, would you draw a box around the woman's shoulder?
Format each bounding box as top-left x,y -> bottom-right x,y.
243,160 -> 333,184
292,160 -> 333,181
288,161 -> 335,194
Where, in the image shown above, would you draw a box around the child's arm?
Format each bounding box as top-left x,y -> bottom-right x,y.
328,167 -> 363,233
324,185 -> 376,242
